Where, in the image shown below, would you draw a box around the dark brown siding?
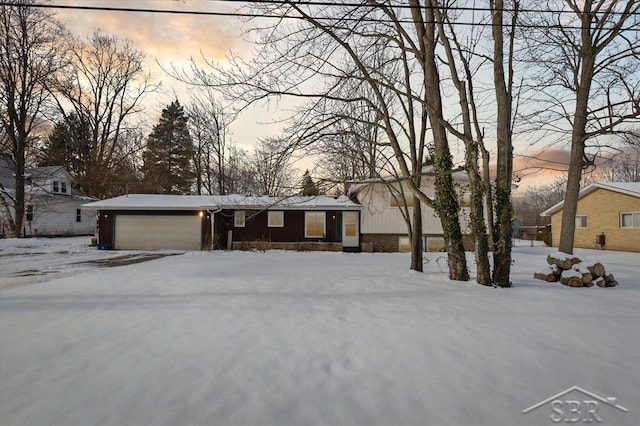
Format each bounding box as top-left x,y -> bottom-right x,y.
219,209 -> 343,244
201,211 -> 212,250
98,211 -> 114,248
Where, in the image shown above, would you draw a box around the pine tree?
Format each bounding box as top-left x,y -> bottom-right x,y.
141,100 -> 194,194
301,170 -> 318,196
39,113 -> 91,177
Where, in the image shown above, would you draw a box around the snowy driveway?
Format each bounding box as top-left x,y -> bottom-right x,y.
1,241 -> 639,426
0,237 -> 182,289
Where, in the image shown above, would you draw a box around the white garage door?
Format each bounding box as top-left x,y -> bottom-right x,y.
114,215 -> 202,250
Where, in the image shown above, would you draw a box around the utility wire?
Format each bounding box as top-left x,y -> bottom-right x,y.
1,1 -> 638,31
208,0 -> 640,16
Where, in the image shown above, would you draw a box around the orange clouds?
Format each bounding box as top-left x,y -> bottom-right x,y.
56,1 -> 246,67
512,147 -> 571,191
514,147 -> 571,177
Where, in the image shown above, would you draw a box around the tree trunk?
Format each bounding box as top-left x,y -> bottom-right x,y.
410,195 -> 423,272
558,6 -> 596,255
490,0 -> 514,287
560,274 -> 584,288
546,253 -> 578,270
420,0 -> 468,281
13,145 -> 25,238
469,153 -> 491,286
587,262 -> 605,278
534,271 -> 559,282
0,189 -> 17,238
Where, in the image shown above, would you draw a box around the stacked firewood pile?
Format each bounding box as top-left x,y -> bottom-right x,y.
533,252 -> 618,288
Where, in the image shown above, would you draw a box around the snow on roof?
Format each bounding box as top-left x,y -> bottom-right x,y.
82,194 -> 361,211
540,181 -> 640,216
347,165 -> 468,197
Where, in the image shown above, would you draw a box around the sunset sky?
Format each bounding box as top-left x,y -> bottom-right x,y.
49,0 -> 578,191
54,0 -> 272,149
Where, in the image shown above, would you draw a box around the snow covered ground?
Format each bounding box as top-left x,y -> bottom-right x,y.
1,238 -> 638,426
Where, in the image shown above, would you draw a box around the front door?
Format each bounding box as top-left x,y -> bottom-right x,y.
342,211 -> 359,248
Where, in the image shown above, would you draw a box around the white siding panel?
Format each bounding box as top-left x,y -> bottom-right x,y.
26,197 -> 95,236
358,181 -> 470,235
115,215 -> 201,250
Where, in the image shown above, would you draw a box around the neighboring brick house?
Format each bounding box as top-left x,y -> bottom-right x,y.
541,182 -> 640,252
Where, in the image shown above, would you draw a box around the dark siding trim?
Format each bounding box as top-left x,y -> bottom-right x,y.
219,209 -> 346,243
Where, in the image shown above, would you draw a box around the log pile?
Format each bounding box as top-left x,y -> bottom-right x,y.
533,252 -> 618,288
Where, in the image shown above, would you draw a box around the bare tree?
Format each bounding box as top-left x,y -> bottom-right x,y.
187,89 -> 234,195
0,0 -> 65,237
250,137 -> 297,196
224,145 -> 255,195
176,1 -> 471,277
593,138 -> 640,182
520,0 -> 640,254
303,91 -> 393,187
428,3 -> 494,286
488,0 -> 519,287
51,30 -> 155,198
513,177 -> 568,226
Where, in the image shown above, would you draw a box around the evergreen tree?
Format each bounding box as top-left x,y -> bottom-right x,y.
39,112 -> 91,177
301,170 -> 318,196
141,100 -> 194,194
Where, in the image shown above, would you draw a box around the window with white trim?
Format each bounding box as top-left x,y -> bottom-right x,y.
389,188 -> 415,208
305,211 -> 325,238
234,210 -> 246,227
53,181 -> 59,192
343,211 -> 357,237
575,215 -> 588,228
76,209 -> 82,223
268,211 -> 284,227
61,181 -> 67,193
26,205 -> 34,222
621,212 -> 640,228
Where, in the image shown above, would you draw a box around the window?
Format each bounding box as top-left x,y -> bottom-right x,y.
268,211 -> 284,227
426,237 -> 446,252
26,205 -> 34,222
61,182 -> 67,193
398,236 -> 411,252
53,181 -> 59,192
400,236 -> 445,252
575,215 -> 588,228
389,188 -> 415,208
621,212 -> 640,228
76,209 -> 82,223
344,212 -> 357,237
305,212 -> 325,238
234,210 -> 246,227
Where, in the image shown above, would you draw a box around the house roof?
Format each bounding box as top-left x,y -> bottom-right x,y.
0,159 -> 95,201
30,166 -> 68,179
82,194 -> 362,211
347,165 -> 468,197
540,182 -> 640,217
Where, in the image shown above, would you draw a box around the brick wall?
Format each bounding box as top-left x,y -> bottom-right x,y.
362,233 -> 475,252
550,188 -> 640,252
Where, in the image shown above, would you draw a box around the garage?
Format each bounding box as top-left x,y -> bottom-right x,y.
114,214 -> 202,250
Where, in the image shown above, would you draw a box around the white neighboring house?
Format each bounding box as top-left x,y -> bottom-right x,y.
0,159 -> 97,237
348,165 -> 473,252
